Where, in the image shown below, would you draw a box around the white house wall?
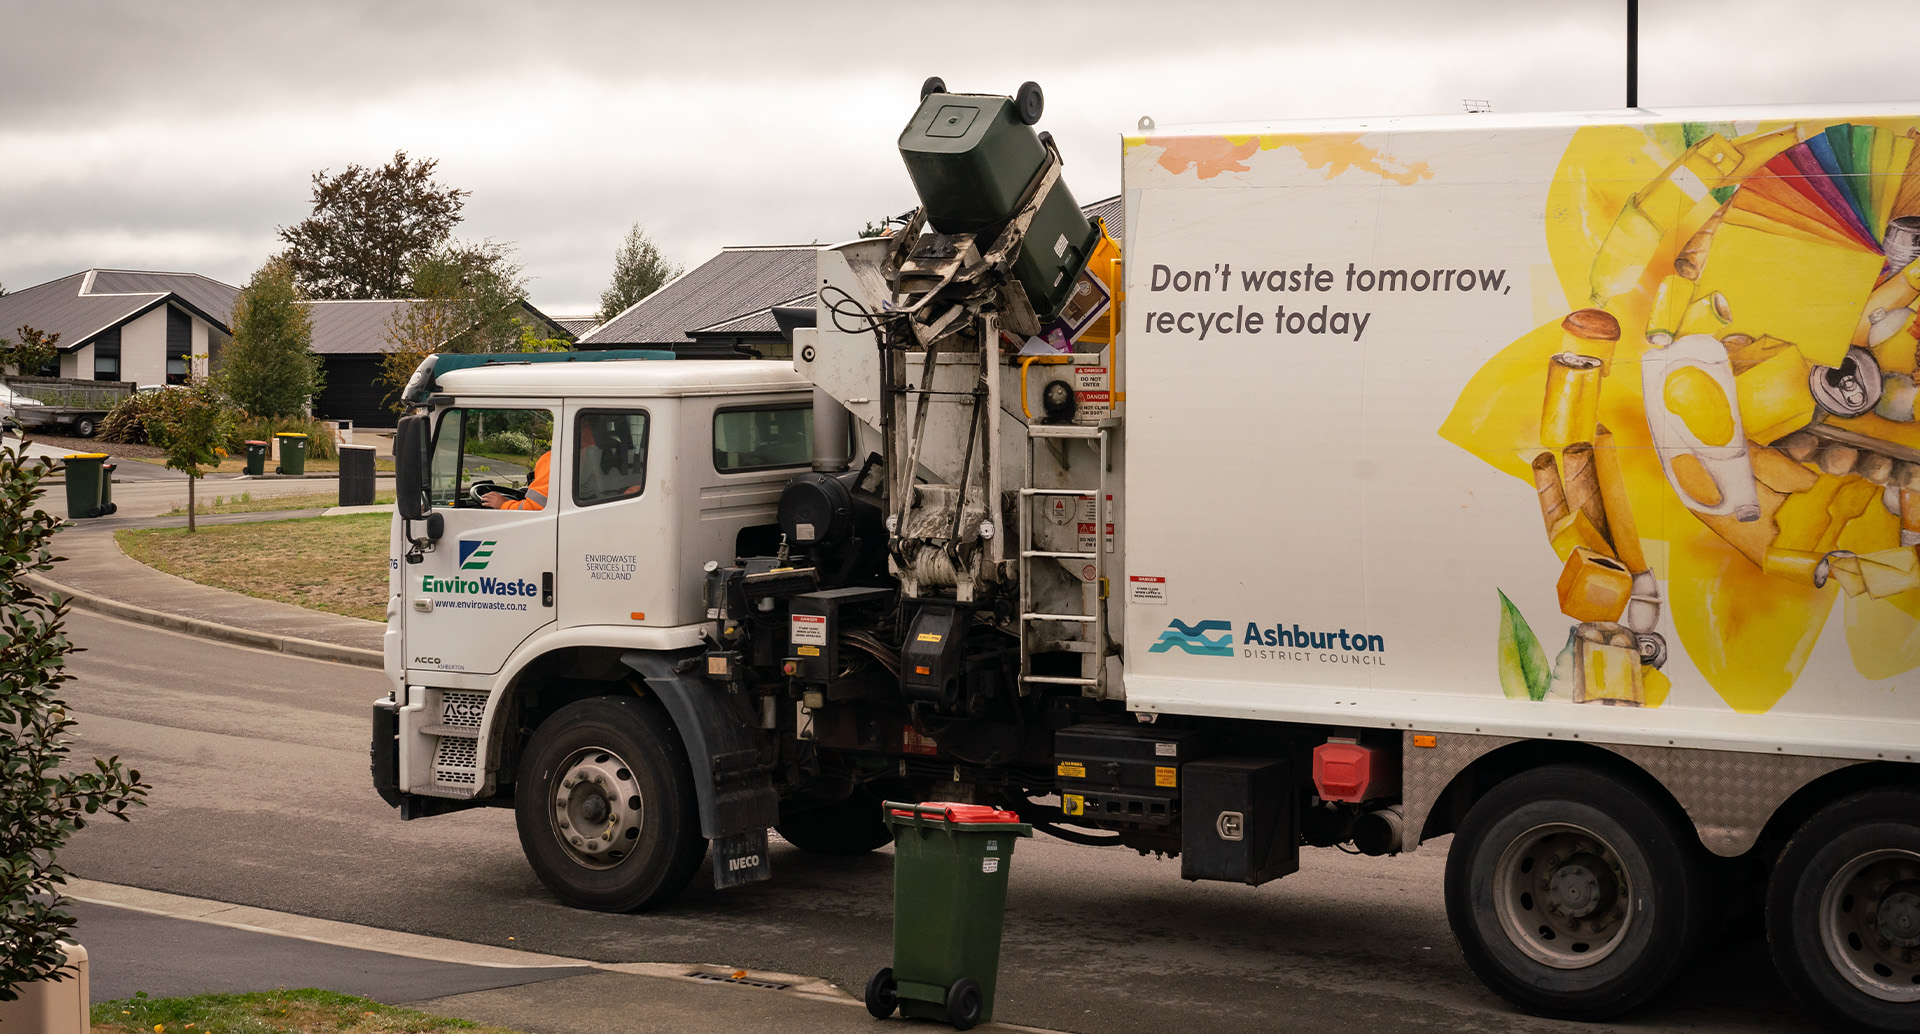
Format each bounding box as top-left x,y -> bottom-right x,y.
119,308 -> 167,386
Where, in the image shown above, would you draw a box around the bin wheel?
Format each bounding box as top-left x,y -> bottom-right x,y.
1014,81 -> 1043,125
864,967 -> 898,1019
72,417 -> 97,438
514,695 -> 707,912
945,977 -> 983,1030
920,77 -> 946,102
1443,764 -> 1708,1020
1766,788 -> 1920,1033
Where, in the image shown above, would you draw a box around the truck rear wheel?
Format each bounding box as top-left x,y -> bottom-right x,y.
514,695 -> 706,912
775,789 -> 892,855
1767,788 -> 1920,1033
1444,764 -> 1707,1020
72,416 -> 97,438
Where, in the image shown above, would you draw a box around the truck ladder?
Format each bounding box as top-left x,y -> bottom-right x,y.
1017,422 -> 1111,694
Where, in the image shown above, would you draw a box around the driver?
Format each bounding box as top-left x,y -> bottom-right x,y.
482,416 -> 552,510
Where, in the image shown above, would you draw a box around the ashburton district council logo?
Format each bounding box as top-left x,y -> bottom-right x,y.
1149,619 -> 1235,656
458,539 -> 497,570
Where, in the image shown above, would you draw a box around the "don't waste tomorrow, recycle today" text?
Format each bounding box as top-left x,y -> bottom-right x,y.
1140,261 -> 1512,342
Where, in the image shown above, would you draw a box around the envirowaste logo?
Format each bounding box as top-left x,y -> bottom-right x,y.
1149,619 -> 1235,656
458,539 -> 497,570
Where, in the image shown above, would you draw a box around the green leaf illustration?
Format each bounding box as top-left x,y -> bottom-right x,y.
1497,590 -> 1551,701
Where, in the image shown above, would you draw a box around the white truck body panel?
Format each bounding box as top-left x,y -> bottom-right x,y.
1120,105 -> 1920,761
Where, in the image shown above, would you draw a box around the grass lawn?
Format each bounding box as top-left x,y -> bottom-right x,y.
93,988 -> 522,1033
116,512 -> 390,621
162,489 -> 396,516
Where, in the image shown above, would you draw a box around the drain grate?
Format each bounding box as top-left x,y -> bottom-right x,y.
686,970 -> 791,991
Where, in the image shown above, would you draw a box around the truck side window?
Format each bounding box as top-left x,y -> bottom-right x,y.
712,404 -> 812,473
574,410 -> 649,505
429,407 -> 553,507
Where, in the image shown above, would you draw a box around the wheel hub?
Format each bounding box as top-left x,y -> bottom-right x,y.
1820,848 -> 1920,1002
552,748 -> 644,869
1547,853 -> 1618,919
1874,880 -> 1920,949
1493,822 -> 1633,970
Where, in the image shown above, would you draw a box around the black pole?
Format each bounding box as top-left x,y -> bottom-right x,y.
1626,0 -> 1639,108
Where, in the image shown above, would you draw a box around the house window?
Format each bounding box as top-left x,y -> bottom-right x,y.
93,328 -> 121,381
166,306 -> 191,384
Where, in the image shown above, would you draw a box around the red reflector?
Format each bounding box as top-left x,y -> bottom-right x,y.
1313,740 -> 1375,803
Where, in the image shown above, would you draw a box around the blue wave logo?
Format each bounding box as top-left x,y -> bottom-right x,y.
1149,619 -> 1235,656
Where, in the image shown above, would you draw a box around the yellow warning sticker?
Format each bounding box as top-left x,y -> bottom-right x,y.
798,646 -> 819,656
916,633 -> 943,642
1155,766 -> 1177,787
1062,794 -> 1084,816
1057,761 -> 1086,779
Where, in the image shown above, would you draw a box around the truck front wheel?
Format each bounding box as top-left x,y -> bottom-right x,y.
1767,788 -> 1920,1033
72,416 -> 97,438
514,695 -> 707,912
1444,764 -> 1707,1020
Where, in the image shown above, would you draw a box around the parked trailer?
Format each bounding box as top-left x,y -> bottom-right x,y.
375,90 -> 1920,1032
3,375 -> 135,437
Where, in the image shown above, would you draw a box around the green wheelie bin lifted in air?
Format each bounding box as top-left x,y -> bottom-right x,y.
866,802 -> 1032,1030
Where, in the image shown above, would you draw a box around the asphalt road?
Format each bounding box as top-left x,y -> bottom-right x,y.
58,608 -> 1825,1034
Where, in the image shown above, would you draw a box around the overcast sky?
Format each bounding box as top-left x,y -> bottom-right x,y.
4,0 -> 1917,315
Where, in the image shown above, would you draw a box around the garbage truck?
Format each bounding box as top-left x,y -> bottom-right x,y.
373,84 -> 1920,1031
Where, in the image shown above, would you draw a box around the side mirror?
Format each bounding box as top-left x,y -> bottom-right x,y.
395,413 -> 432,522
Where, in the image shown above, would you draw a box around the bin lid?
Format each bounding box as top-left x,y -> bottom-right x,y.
62,453 -> 108,459
275,432 -> 309,438
245,440 -> 267,445
890,802 -> 1023,825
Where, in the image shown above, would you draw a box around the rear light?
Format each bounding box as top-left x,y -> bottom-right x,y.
1313,738 -> 1377,803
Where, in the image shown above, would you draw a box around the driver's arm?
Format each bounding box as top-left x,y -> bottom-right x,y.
485,452 -> 550,510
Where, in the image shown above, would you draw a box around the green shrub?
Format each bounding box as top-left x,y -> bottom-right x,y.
100,388 -> 179,445
228,415 -> 339,461
475,429 -> 533,456
1,438 -> 150,998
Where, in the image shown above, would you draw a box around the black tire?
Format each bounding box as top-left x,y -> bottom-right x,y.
945,976 -> 983,1030
72,417 -> 97,438
864,967 -> 898,1019
514,695 -> 707,912
775,790 -> 892,855
1014,81 -> 1043,125
1767,788 -> 1920,1033
920,76 -> 946,102
1444,764 -> 1708,1020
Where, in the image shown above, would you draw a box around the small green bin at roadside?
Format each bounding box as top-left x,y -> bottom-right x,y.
244,440 -> 268,476
866,801 -> 1031,1030
274,432 -> 308,475
98,461 -> 116,515
61,452 -> 108,519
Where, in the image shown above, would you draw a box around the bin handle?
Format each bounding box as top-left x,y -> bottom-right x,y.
882,800 -> 959,830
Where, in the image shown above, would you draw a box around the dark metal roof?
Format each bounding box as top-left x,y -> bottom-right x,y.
305,299 -> 575,354
0,269 -> 240,351
550,315 -> 602,338
690,292 -> 819,337
579,246 -> 818,347
305,299 -> 414,355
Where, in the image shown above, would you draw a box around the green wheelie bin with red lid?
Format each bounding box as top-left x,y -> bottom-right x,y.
866,801 -> 1032,1030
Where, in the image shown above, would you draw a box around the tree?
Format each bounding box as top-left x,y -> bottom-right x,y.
597,223 -> 681,321
378,241 -> 530,411
220,256 -> 323,418
141,382 -> 237,532
3,326 -> 59,378
277,150 -> 468,300
1,438 -> 149,1000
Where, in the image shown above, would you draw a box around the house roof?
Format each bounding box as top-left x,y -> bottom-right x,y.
0,269 -> 240,352
304,298 -> 576,355
582,197 -> 1126,351
549,314 -> 602,338
579,246 -> 819,348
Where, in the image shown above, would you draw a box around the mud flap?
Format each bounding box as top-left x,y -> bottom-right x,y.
621,649 -> 776,887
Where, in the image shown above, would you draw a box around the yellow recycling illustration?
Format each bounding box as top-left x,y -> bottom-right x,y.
1443,119 -> 1920,714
